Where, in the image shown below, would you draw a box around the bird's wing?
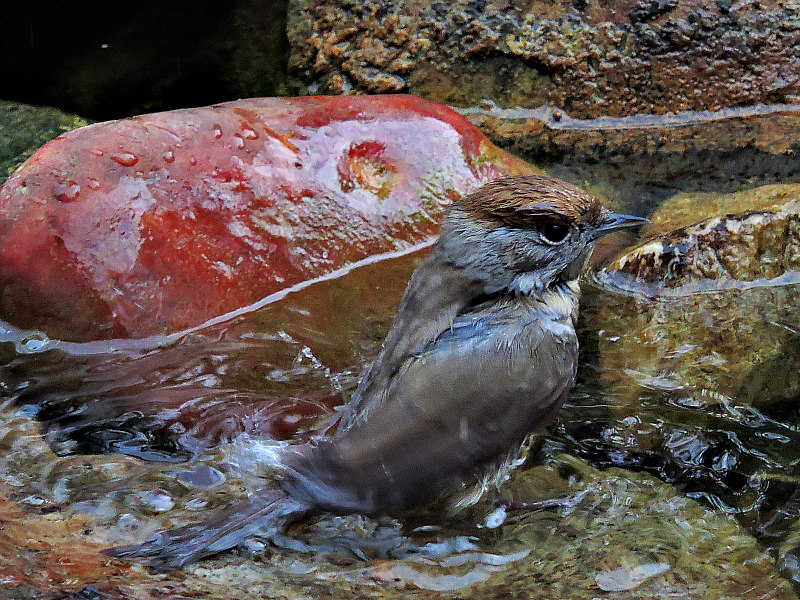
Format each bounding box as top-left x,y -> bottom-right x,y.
336,254 -> 483,430
283,305 -> 577,513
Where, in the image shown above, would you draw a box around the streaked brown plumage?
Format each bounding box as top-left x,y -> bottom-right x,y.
107,174 -> 646,570
459,175 -> 604,228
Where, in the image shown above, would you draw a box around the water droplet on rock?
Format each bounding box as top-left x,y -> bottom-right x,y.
110,151 -> 139,167
55,181 -> 81,202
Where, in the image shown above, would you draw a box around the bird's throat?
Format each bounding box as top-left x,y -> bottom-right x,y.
514,278 -> 581,322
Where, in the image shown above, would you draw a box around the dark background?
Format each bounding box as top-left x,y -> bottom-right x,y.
1,1 -> 291,120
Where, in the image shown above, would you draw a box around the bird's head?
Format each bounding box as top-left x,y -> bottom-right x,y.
439,175 -> 647,294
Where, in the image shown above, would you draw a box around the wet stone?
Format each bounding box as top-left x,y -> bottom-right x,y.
176,465 -> 226,489
596,184 -> 800,295
460,105 -> 800,221
0,95 -> 535,342
288,0 -> 800,119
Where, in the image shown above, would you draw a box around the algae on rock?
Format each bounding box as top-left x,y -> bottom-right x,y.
0,101 -> 91,183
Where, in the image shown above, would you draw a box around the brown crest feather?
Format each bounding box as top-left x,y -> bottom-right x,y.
457,175 -> 603,229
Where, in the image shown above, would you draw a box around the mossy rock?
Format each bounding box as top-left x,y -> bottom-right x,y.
0,101 -> 92,183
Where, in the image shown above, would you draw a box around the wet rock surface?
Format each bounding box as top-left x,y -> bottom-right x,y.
461,104 -> 800,212
578,186 -> 800,484
0,95 -> 534,342
567,183 -> 800,535
287,0 -> 800,118
596,184 -> 800,294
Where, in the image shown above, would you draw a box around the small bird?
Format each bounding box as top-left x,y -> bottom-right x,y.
107,174 -> 646,570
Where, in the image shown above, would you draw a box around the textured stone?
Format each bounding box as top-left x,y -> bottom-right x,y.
597,184 -> 800,295
288,0 -> 800,119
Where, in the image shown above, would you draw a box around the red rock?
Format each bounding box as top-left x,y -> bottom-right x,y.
0,494 -> 132,594
0,95 -> 536,341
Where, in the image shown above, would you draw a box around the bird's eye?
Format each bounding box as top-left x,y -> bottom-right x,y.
540,222 -> 570,244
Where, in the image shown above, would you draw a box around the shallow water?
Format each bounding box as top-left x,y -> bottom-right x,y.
3,107 -> 800,598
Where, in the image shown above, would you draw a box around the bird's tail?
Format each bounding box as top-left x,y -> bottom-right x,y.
104,488 -> 311,572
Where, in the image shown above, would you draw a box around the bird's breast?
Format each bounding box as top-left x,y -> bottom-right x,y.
282,292 -> 579,515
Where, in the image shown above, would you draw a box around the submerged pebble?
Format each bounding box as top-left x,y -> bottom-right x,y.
596,562 -> 671,592
176,465 -> 226,489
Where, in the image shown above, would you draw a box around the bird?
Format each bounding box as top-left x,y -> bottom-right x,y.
106,174 -> 647,570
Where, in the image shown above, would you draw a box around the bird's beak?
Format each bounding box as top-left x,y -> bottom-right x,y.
594,210 -> 649,237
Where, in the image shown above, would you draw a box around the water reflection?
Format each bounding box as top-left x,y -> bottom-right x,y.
563,281 -> 800,568
1,250 -> 421,465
